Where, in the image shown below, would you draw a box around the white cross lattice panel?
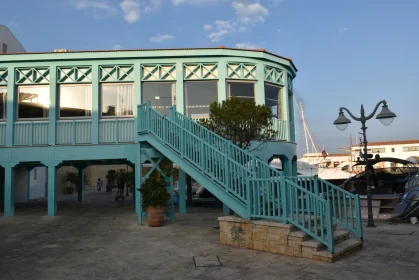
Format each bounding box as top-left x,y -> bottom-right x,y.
16,68 -> 50,84
142,64 -> 176,81
0,69 -> 7,85
58,67 -> 92,83
184,63 -> 218,80
226,63 -> 256,80
264,66 -> 284,85
100,65 -> 134,82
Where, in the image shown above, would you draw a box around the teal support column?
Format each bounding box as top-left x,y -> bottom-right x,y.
26,167 -> 33,202
135,143 -> 143,224
4,166 -> 15,217
292,156 -> 298,177
283,157 -> 292,177
48,66 -> 57,145
218,60 -> 227,102
223,203 -> 230,215
175,62 -> 184,114
0,168 -> 4,207
91,64 -> 99,144
77,167 -> 84,201
186,174 -> 193,207
5,66 -> 15,147
255,63 -> 265,105
133,62 -> 142,142
47,165 -> 57,216
178,169 -> 186,214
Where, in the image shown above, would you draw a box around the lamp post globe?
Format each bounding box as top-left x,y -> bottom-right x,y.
376,104 -> 397,126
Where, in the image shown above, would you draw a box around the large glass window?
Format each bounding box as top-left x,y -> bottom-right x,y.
59,85 -> 92,118
227,81 -> 255,102
142,82 -> 176,116
0,87 -> 6,119
265,84 -> 282,118
18,86 -> 49,119
101,84 -> 134,117
184,81 -> 218,118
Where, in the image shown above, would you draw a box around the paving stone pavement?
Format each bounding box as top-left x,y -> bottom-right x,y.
1,189 -> 419,280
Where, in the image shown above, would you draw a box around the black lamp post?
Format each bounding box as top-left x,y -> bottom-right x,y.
333,100 -> 396,227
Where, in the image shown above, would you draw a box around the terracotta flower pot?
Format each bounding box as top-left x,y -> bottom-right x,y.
147,206 -> 165,227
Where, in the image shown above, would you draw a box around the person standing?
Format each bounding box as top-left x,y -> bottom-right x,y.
96,178 -> 103,192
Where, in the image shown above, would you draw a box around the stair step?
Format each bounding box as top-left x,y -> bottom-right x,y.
301,230 -> 350,251
289,222 -> 337,240
312,238 -> 363,262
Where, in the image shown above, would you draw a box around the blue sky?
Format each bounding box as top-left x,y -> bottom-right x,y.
2,0 -> 419,155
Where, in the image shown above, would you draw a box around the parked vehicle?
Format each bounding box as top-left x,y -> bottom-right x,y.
392,186 -> 419,219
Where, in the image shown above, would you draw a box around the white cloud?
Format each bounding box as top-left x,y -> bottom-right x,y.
150,34 -> 175,43
172,0 -> 226,5
204,1 -> 270,42
232,1 -> 269,23
71,0 -> 117,12
120,0 -> 141,23
235,42 -> 257,49
145,0 -> 161,13
112,44 -> 123,50
203,24 -> 213,31
338,27 -> 349,35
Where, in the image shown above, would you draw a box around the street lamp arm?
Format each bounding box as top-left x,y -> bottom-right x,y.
364,100 -> 386,120
339,107 -> 361,122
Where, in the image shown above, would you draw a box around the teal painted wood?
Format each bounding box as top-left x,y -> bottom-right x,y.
91,64 -> 99,144
100,65 -> 134,82
178,169 -> 186,214
6,66 -> 15,146
49,66 -> 57,145
288,176 -> 363,240
15,67 -> 50,84
226,62 -> 256,80
4,166 -> 15,217
47,165 -> 57,216
184,63 -> 218,80
13,121 -> 49,146
56,120 -> 92,144
0,123 -> 5,145
272,119 -> 288,141
264,65 -> 284,85
99,119 -> 135,143
57,66 -> 92,83
0,68 -> 8,85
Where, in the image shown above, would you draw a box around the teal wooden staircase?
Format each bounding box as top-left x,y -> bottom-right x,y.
137,103 -> 363,253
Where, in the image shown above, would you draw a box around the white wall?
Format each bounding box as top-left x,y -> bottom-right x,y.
14,166 -> 28,203
29,167 -> 47,199
0,24 -> 25,53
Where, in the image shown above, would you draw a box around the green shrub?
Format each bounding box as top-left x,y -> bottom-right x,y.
139,176 -> 171,209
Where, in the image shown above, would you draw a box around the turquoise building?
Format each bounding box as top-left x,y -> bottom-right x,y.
0,47 -> 298,218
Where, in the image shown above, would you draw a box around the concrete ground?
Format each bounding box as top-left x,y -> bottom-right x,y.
1,189 -> 419,280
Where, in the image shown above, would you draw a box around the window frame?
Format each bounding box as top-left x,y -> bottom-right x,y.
100,82 -> 135,119
226,80 -> 256,101
0,86 -> 6,121
141,81 -> 177,115
184,80 -> 218,118
58,83 -> 93,120
17,85 -> 50,121
264,82 -> 283,119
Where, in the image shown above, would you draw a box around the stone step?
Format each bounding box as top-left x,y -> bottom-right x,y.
300,229 -> 350,252
311,238 -> 363,262
288,222 -> 338,241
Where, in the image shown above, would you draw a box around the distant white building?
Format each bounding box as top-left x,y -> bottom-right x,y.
0,24 -> 25,53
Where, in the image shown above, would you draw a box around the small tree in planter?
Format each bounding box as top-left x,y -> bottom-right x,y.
106,170 -> 117,192
65,172 -> 78,195
140,176 -> 171,227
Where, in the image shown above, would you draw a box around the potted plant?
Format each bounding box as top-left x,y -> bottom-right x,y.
106,170 -> 117,192
65,172 -> 78,195
139,176 -> 171,227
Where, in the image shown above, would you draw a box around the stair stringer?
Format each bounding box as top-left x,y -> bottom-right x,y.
138,133 -> 249,218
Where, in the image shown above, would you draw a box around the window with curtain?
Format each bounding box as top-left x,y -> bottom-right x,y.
18,85 -> 50,119
227,81 -> 255,102
264,83 -> 282,119
142,82 -> 176,116
59,85 -> 92,118
184,81 -> 218,118
101,84 -> 134,117
0,87 -> 6,119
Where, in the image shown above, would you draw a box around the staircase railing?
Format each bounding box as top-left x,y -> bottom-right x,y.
287,176 -> 363,240
137,103 -> 363,253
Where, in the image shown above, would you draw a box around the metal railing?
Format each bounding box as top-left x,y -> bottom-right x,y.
137,102 -> 363,253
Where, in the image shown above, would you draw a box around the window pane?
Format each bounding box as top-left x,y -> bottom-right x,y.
142,82 -> 176,116
264,84 -> 281,118
228,82 -> 255,101
0,87 -> 6,119
59,85 -> 92,118
101,84 -> 134,117
185,81 -> 218,118
18,86 -> 49,119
